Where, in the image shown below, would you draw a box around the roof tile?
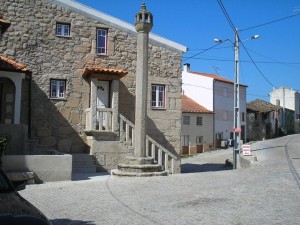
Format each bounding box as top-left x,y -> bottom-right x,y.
0,54 -> 29,72
247,99 -> 281,113
182,95 -> 213,113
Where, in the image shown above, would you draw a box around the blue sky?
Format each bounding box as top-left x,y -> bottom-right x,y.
77,0 -> 300,102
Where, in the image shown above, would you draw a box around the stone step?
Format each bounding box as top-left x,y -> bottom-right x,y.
72,154 -> 96,173
111,169 -> 168,177
6,171 -> 35,184
72,166 -> 97,173
117,163 -> 163,173
72,160 -> 95,167
72,154 -> 95,161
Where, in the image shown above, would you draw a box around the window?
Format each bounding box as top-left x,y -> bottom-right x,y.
56,23 -> 70,37
50,79 -> 66,99
182,135 -> 189,146
242,112 -> 245,122
151,84 -> 165,108
196,116 -> 203,126
183,116 -> 190,125
196,136 -> 203,145
96,29 -> 107,55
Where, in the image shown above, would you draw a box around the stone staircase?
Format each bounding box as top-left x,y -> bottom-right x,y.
72,154 -> 97,173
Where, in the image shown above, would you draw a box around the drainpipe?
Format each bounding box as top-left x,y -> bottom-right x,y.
26,71 -> 32,139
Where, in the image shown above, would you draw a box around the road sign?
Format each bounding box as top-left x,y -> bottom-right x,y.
233,127 -> 241,133
242,144 -> 251,156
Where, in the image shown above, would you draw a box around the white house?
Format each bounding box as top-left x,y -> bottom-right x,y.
182,63 -> 247,147
269,87 -> 300,133
181,95 -> 213,154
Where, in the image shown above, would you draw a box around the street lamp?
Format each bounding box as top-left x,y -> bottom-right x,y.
214,29 -> 259,169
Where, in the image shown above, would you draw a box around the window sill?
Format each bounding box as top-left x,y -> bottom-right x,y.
96,53 -> 108,57
55,35 -> 71,38
151,107 -> 166,110
50,97 -> 67,101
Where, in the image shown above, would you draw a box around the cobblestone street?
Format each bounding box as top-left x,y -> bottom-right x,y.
20,135 -> 300,225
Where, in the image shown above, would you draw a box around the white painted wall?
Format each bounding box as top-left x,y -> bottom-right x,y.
214,81 -> 247,140
182,64 -> 247,142
182,65 -> 213,111
181,112 -> 213,147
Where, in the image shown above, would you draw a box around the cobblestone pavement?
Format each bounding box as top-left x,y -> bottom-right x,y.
19,135 -> 300,225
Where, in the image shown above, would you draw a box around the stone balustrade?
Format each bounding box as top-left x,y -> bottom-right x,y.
119,114 -> 180,174
85,108 -> 114,131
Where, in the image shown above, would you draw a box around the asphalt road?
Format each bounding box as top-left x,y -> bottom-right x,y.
20,134 -> 300,225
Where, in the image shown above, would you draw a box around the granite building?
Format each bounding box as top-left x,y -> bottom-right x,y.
0,0 -> 187,174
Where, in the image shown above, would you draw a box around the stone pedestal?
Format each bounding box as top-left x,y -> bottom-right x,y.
111,156 -> 168,177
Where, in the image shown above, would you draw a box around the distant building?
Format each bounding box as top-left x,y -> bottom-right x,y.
182,63 -> 247,147
269,87 -> 300,134
246,99 -> 281,141
181,95 -> 213,154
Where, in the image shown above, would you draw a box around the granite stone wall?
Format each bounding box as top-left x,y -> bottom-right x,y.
0,0 -> 182,157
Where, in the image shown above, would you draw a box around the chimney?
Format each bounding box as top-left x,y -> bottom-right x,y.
183,63 -> 190,72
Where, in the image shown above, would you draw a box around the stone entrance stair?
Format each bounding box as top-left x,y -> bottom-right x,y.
72,154 -> 96,173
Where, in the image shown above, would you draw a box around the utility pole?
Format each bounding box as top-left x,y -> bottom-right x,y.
214,31 -> 259,169
233,28 -> 240,169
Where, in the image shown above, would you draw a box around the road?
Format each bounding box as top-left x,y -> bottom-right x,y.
20,134 -> 300,225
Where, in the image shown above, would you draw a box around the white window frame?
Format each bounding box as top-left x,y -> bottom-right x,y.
50,79 -> 66,99
183,116 -> 190,125
196,116 -> 203,126
56,23 -> 70,37
196,136 -> 203,145
96,29 -> 108,55
182,135 -> 189,146
151,84 -> 165,109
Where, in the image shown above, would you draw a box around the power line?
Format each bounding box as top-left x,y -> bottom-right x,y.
182,56 -> 300,66
239,41 -> 276,88
240,13 -> 300,32
217,0 -> 236,32
183,42 -> 222,62
216,0 -> 276,88
244,48 -> 300,69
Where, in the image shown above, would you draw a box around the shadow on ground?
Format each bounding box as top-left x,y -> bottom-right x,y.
181,163 -> 232,173
72,172 -> 110,181
51,219 -> 96,225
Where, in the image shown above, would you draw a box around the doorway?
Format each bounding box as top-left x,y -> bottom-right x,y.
96,80 -> 109,130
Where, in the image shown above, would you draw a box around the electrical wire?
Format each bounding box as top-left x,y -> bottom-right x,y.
182,56 -> 300,66
216,0 -> 276,88
183,42 -> 223,62
240,13 -> 300,32
239,41 -> 276,88
217,0 -> 236,32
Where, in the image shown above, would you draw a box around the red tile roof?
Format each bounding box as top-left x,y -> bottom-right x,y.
0,54 -> 29,72
82,67 -> 128,79
182,95 -> 213,113
247,99 -> 281,113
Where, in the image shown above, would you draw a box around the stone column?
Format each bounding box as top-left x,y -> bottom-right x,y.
134,3 -> 153,158
111,80 -> 119,132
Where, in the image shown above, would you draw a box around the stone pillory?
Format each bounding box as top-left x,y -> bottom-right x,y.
135,3 -> 153,33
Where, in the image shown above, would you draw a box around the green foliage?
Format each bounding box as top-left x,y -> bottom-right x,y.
0,136 -> 9,157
